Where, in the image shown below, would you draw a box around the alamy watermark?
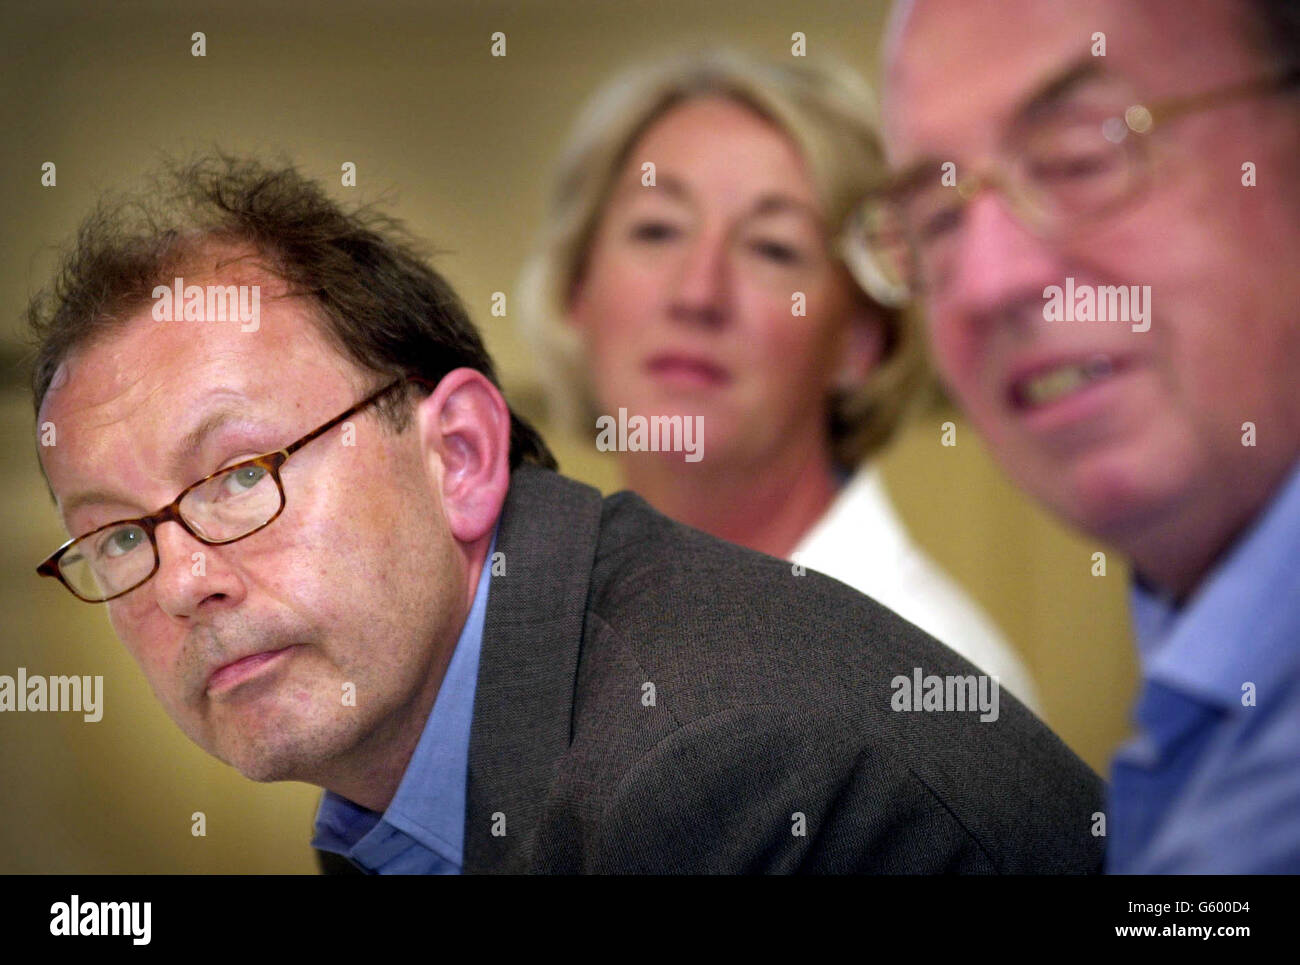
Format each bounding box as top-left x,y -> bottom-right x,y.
50,895 -> 150,945
152,277 -> 260,332
891,667 -> 1000,722
595,408 -> 704,462
0,668 -> 103,722
1043,277 -> 1150,332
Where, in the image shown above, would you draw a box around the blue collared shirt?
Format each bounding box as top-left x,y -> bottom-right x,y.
311,543 -> 494,874
1106,459 -> 1300,873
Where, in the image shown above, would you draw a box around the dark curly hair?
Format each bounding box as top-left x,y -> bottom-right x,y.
27,152 -> 556,471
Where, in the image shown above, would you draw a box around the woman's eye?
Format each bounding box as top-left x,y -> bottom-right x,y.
629,221 -> 682,243
918,206 -> 963,242
221,465 -> 267,496
747,239 -> 803,264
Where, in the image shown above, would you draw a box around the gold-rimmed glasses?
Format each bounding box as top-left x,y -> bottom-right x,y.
841,66 -> 1300,306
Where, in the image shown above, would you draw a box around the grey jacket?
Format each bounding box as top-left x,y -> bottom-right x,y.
455,465 -> 1104,873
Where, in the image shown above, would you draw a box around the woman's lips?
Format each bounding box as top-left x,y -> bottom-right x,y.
206,646 -> 296,696
644,354 -> 731,389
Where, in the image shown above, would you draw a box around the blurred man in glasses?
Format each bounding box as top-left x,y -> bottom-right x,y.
869,0 -> 1300,872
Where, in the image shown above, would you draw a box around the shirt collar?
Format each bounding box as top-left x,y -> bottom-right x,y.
312,531 -> 496,871
1130,458 -> 1300,709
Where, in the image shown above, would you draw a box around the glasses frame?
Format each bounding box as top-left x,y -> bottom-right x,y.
37,374 -> 434,603
841,66 -> 1300,306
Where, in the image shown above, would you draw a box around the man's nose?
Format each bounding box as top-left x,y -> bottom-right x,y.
150,522 -> 244,619
667,228 -> 731,328
936,190 -> 1066,335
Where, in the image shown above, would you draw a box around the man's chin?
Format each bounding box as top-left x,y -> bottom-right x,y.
228,754 -> 299,785
1031,453 -> 1187,544
205,709 -> 356,785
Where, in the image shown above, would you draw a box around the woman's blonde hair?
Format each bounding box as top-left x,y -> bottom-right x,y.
517,46 -> 926,467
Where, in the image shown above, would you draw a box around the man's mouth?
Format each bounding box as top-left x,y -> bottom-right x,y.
1009,354 -> 1121,411
206,645 -> 298,696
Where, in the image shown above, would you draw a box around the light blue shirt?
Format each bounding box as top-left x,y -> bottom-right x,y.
1107,459 -> 1300,873
311,541 -> 494,874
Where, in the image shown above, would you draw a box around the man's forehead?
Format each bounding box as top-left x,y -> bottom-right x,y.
45,302 -> 317,418
882,0 -> 1253,160
39,284 -> 359,490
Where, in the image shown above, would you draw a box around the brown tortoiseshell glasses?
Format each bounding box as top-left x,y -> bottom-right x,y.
37,375 -> 434,603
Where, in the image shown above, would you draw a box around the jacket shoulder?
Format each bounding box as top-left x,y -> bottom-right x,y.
539,492 -> 1104,873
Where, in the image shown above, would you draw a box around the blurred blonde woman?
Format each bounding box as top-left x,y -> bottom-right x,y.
518,47 -> 1040,712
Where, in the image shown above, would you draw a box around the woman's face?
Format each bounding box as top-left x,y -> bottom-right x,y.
567,96 -> 879,470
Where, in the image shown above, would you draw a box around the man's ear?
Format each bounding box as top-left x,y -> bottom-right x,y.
415,368 -> 512,544
833,298 -> 888,394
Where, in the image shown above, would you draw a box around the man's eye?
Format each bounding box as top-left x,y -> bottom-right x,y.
98,525 -> 146,560
220,465 -> 268,497
1029,151 -> 1119,182
629,221 -> 682,243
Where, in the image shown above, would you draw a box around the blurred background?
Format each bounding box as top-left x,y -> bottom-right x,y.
0,0 -> 1136,872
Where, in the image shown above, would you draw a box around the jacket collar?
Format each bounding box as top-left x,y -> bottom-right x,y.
462,464 -> 604,873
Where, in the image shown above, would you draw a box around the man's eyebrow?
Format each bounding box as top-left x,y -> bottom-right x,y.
60,487 -> 140,520
881,62 -> 1114,194
1017,59 -> 1109,123
168,406 -> 256,480
59,406 -> 254,522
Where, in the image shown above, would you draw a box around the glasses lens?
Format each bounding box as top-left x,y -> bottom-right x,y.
1019,119 -> 1137,226
180,462 -> 282,542
59,522 -> 154,602
844,197 -> 916,306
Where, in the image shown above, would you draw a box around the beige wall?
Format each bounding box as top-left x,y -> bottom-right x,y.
0,0 -> 1136,872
